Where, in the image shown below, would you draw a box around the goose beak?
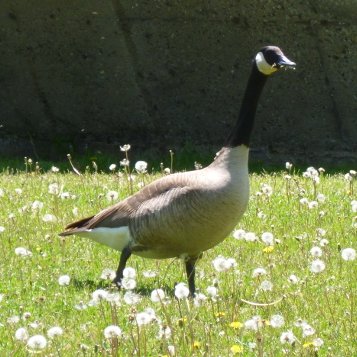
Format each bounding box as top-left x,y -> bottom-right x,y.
274,55 -> 296,70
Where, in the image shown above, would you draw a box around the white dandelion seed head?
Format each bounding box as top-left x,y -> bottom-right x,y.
121,277 -> 136,290
257,211 -> 267,219
244,316 -> 261,331
100,268 -> 116,280
48,183 -> 60,195
7,315 -> 20,324
58,275 -> 70,286
260,280 -> 273,291
248,342 -> 257,350
232,229 -> 246,240
47,326 -> 63,339
300,198 -> 309,206
193,292 -> 207,307
302,322 -> 315,337
42,213 -> 57,223
151,289 -> 165,303
106,190 -> 119,201
351,201 -> 357,213
344,173 -> 353,181
206,286 -> 218,298
92,289 -> 109,302
15,247 -> 32,257
74,301 -> 88,310
31,200 -> 43,211
310,259 -> 326,273
313,338 -> 324,347
72,207 -> 79,216
261,183 -> 273,196
288,274 -> 299,284
212,256 -> 236,272
308,201 -> 318,209
316,193 -> 326,203
60,192 -> 70,200
104,325 -> 122,339
105,292 -> 121,305
123,267 -> 136,279
158,325 -> 172,339
280,330 -> 296,345
15,188 -> 23,195
341,248 -> 356,261
51,166 -> 59,173
168,345 -> 175,356
135,311 -> 152,326
319,238 -> 329,247
123,291 -> 141,305
270,314 -> 285,328
244,232 -> 258,242
120,158 -> 130,167
15,327 -> 29,341
135,161 -> 148,173
252,267 -> 267,278
261,232 -> 274,245
174,283 -> 190,299
310,246 -> 323,258
285,162 -> 293,170
109,164 -> 117,171
120,144 -> 131,152
26,335 -> 47,351
316,228 -> 326,237
0,226 -> 5,233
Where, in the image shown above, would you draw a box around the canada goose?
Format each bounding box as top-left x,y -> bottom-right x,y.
60,46 -> 295,296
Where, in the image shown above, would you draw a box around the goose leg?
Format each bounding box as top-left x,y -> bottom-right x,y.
185,257 -> 198,297
113,246 -> 132,287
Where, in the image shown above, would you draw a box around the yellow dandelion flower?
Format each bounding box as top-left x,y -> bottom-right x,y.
193,341 -> 201,349
263,246 -> 274,253
215,312 -> 226,318
303,342 -> 314,348
229,321 -> 243,329
230,344 -> 243,354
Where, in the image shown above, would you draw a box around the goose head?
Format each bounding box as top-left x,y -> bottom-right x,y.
255,46 -> 296,76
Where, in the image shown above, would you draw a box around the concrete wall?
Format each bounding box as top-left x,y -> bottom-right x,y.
0,1 -> 356,163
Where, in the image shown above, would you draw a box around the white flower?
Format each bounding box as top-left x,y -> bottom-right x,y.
26,335 -> 47,351
212,256 -> 236,272
260,280 -> 273,291
136,312 -> 152,326
15,247 -> 32,257
233,229 -> 246,240
316,228 -> 326,237
0,226 -> 5,233
285,162 -> 293,170
31,200 -> 43,211
319,239 -> 329,247
123,267 -> 136,279
168,345 -> 175,356
288,274 -> 299,284
300,198 -> 309,206
151,289 -> 165,303
174,283 -> 190,299
92,289 -> 108,302
308,201 -> 318,209
310,259 -> 326,273
58,275 -> 70,286
47,326 -> 63,339
15,188 -> 23,195
310,246 -> 323,257
313,338 -> 324,347
109,164 -> 117,171
100,268 -> 116,280
206,286 -> 218,298
193,292 -> 207,307
261,232 -> 274,245
270,315 -> 285,328
280,330 -> 296,345
302,322 -> 315,337
7,315 -> 20,324
341,248 -> 356,261
60,192 -> 70,199
244,232 -> 258,242
244,316 -> 261,331
121,277 -> 136,290
261,183 -> 273,196
42,213 -> 57,223
48,183 -> 60,195
120,144 -> 131,152
106,190 -> 119,201
74,301 -> 88,310
123,291 -> 141,305
15,327 -> 29,341
345,173 -> 353,181
351,201 -> 357,213
120,158 -> 130,167
104,325 -> 122,339
51,166 -> 59,173
158,325 -> 172,339
316,193 -> 326,203
135,161 -> 148,173
252,267 -> 267,278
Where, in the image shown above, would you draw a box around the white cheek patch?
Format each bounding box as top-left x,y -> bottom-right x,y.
255,52 -> 277,75
77,226 -> 132,251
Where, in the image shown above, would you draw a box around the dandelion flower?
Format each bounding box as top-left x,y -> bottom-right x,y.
351,200 -> 357,213
58,275 -> 70,286
120,158 -> 130,167
92,289 -> 108,302
42,213 -> 57,223
229,321 -> 243,329
302,322 -> 315,337
135,161 -> 148,173
230,344 -> 243,354
0,226 -> 5,233
319,238 -> 329,247
260,280 -> 273,291
313,338 -> 324,347
7,315 -> 20,324
60,192 -> 70,199
316,193 -> 326,203
48,183 -> 60,195
104,325 -> 122,339
244,316 -> 261,331
15,188 -> 23,195
100,268 -> 116,280
261,183 -> 273,196
121,277 -> 136,290
158,325 -> 172,339
244,232 -> 258,242
106,190 -> 119,201
206,286 -> 218,298
212,256 -> 236,272
151,288 -> 165,303
285,162 -> 293,170
261,232 -> 274,245
252,267 -> 267,278
280,330 -> 296,345
136,311 -> 152,326
174,283 -> 190,299
308,201 -> 318,209
300,197 -> 309,206
15,327 -> 29,341
310,259 -> 325,273
109,164 -> 116,171
123,291 -> 141,305
341,248 -> 356,261
123,267 -> 136,279
167,345 -> 175,356
310,246 -> 323,257
15,247 -> 32,257
120,144 -> 131,152
270,315 -> 285,328
51,166 -> 59,173
233,229 -> 246,240
31,200 -> 43,211
288,274 -> 299,284
26,335 -> 47,351
47,326 -> 63,339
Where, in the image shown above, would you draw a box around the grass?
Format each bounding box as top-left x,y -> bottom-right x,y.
0,155 -> 356,356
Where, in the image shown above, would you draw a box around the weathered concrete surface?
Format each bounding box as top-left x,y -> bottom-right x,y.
0,1 -> 356,163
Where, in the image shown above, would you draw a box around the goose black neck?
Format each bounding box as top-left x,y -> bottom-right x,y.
225,63 -> 268,147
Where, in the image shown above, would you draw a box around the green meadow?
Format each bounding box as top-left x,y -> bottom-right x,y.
0,156 -> 356,356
